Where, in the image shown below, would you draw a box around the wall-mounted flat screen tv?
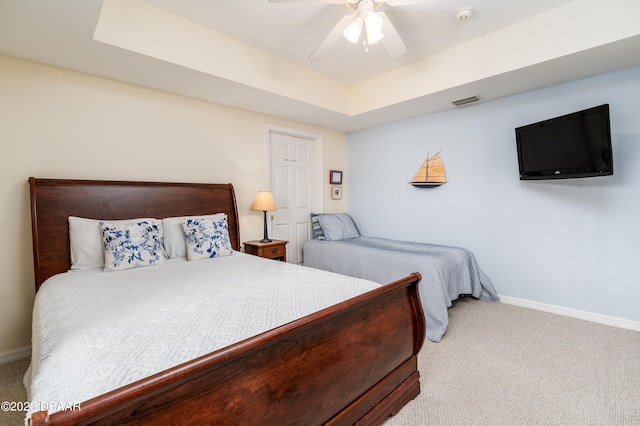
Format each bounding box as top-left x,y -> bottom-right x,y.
515,104 -> 613,180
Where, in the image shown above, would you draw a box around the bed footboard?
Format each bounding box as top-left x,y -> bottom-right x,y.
30,273 -> 425,426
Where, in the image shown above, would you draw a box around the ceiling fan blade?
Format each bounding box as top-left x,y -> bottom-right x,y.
379,12 -> 407,58
308,14 -> 354,62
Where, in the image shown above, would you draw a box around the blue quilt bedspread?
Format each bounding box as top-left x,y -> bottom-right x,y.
303,236 -> 499,342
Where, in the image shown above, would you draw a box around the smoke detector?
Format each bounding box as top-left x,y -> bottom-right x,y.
456,7 -> 473,22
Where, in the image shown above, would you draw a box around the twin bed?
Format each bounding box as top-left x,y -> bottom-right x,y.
25,178 -> 425,425
303,214 -> 499,343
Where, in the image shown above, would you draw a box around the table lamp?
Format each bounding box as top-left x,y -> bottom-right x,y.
250,191 -> 277,242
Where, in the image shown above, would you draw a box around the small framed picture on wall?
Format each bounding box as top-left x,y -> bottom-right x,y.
331,186 -> 342,200
330,170 -> 343,185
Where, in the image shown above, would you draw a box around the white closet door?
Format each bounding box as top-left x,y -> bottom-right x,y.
269,130 -> 319,264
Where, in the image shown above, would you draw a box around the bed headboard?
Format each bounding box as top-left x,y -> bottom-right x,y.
28,178 -> 241,291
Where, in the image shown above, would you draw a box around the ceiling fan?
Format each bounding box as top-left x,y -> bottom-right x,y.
269,0 -> 443,61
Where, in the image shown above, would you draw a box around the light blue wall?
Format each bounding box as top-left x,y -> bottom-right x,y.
347,65 -> 640,322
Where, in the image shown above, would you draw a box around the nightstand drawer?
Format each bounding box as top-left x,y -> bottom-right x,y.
259,244 -> 286,259
243,240 -> 288,262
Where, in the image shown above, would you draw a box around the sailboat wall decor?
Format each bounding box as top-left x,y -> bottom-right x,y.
410,152 -> 447,188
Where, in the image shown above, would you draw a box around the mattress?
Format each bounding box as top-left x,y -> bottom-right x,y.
24,252 -> 380,418
303,237 -> 499,342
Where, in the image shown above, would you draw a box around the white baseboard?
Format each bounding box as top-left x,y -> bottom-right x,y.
499,295 -> 640,332
0,346 -> 31,364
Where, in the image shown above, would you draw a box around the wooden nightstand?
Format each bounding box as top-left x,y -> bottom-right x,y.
243,240 -> 288,262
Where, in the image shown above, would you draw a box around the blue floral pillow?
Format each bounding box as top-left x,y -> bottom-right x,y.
181,215 -> 234,261
99,220 -> 166,271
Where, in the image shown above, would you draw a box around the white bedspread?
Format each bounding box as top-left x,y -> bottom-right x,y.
25,253 -> 379,418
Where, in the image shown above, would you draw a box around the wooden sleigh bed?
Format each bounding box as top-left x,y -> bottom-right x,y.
27,177 -> 426,426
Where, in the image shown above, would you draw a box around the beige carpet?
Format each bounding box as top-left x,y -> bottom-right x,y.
384,298 -> 640,426
2,298 -> 639,425
0,357 -> 29,426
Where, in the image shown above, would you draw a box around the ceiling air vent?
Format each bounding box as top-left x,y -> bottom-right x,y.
452,96 -> 482,107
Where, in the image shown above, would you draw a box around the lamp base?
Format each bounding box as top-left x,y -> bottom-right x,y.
261,210 -> 271,243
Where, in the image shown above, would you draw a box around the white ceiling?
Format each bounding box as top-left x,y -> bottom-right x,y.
1,0 -> 640,132
142,0 -> 572,85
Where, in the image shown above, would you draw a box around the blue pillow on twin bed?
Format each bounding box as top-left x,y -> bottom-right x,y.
181,215 -> 234,261
99,219 -> 166,271
314,213 -> 360,241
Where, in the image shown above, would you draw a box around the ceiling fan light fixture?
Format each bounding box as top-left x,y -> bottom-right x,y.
304,0 -> 407,61
364,11 -> 383,33
366,27 -> 384,45
364,11 -> 384,45
343,17 -> 363,43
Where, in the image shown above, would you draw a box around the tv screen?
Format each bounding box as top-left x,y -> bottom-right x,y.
515,104 -> 613,180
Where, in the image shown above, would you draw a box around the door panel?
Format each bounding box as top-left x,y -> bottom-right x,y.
274,166 -> 290,210
295,168 -> 310,209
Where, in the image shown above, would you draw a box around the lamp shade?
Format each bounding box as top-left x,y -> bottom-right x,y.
250,191 -> 277,212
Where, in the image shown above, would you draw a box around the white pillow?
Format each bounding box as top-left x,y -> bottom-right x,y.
69,216 -> 157,271
100,219 -> 166,271
181,215 -> 234,261
162,213 -> 226,259
69,217 -> 104,271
